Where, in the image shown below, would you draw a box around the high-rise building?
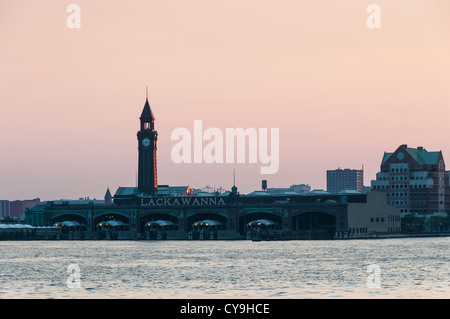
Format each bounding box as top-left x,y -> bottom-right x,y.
327,168 -> 364,194
371,144 -> 450,216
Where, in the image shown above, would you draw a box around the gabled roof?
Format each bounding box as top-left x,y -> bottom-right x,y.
381,152 -> 392,165
382,146 -> 441,165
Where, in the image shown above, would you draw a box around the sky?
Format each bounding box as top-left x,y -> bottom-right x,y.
1,0 -> 450,200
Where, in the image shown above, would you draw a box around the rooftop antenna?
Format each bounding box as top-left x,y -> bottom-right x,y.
233,168 -> 236,187
146,85 -> 148,100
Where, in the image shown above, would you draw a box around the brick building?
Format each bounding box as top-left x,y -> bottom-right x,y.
327,168 -> 364,194
371,144 -> 450,217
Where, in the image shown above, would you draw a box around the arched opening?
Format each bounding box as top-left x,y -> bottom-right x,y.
52,215 -> 87,239
94,214 -> 130,240
144,220 -> 176,240
292,212 -> 336,239
138,213 -> 179,233
96,220 -> 128,231
190,219 -> 223,240
239,212 -> 281,236
94,213 -> 130,227
52,214 -> 87,230
186,212 -> 227,240
246,219 -> 280,241
186,213 -> 227,232
139,213 -> 181,240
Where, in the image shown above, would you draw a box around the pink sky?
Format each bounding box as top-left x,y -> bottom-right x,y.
1,0 -> 450,200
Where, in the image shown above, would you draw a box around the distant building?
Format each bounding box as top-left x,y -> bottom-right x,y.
266,184 -> 311,195
370,144 -> 450,217
0,200 -> 11,218
289,184 -> 311,194
327,168 -> 364,194
6,198 -> 41,219
191,185 -> 226,195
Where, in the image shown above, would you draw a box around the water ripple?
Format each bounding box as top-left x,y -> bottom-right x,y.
0,238 -> 448,298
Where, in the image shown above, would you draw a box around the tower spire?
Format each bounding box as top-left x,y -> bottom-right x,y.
146,85 -> 148,100
233,168 -> 235,186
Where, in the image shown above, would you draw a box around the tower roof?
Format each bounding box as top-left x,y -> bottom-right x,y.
104,188 -> 112,199
140,99 -> 155,121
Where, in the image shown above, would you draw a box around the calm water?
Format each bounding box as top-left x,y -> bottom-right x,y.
0,238 -> 448,298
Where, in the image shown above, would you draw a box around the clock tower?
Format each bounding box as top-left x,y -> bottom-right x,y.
137,96 -> 158,196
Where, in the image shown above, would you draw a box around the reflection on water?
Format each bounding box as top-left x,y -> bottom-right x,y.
0,238 -> 448,298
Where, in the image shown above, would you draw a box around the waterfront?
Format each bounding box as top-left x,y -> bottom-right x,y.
0,237 -> 448,298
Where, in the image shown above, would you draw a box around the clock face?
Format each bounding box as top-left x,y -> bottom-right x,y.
142,138 -> 151,147
397,152 -> 405,160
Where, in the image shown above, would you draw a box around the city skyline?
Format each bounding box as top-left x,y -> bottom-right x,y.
1,1 -> 450,200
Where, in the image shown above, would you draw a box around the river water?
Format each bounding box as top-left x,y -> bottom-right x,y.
0,237 -> 448,299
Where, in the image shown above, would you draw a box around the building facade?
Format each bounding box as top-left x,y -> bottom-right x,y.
347,191 -> 401,237
25,190 -> 401,240
371,144 -> 450,217
327,168 -> 364,194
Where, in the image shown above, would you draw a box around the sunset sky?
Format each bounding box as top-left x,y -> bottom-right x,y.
1,0 -> 450,200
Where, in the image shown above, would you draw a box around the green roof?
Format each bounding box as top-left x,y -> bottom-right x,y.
382,146 -> 441,165
246,191 -> 272,196
306,189 -> 330,195
381,152 -> 393,165
338,189 -> 361,195
114,187 -> 139,196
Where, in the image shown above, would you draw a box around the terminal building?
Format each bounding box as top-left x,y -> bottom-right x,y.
24,96 -> 401,240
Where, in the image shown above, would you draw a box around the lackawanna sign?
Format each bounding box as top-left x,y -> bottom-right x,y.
141,196 -> 228,207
